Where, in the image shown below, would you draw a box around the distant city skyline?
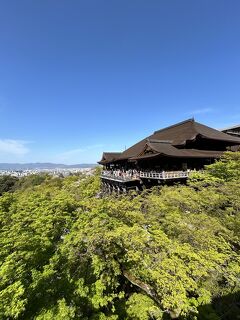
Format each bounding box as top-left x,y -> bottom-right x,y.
0,1 -> 240,163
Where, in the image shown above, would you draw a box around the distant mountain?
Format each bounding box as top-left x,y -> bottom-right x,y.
0,163 -> 97,170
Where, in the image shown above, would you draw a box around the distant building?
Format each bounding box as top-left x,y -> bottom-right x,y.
222,124 -> 240,137
98,119 -> 240,192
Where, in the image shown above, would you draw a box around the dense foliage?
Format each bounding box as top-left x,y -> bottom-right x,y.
0,153 -> 239,320
0,176 -> 18,195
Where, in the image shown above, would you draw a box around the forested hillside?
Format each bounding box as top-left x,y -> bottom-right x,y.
0,153 -> 239,320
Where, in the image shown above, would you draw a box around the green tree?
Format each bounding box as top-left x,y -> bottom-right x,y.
0,155 -> 239,319
0,175 -> 18,195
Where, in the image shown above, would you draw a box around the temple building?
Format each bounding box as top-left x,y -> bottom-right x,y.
222,124 -> 240,137
98,119 -> 240,192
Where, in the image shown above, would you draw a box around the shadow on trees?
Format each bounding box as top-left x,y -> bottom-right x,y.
160,291 -> 240,320
195,291 -> 240,320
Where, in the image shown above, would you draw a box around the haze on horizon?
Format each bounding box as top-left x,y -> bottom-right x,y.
0,0 -> 240,164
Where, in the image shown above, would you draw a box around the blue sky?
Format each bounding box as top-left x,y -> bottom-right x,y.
0,0 -> 240,163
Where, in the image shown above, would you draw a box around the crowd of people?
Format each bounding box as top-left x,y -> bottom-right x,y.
102,168 -> 195,180
102,169 -> 140,180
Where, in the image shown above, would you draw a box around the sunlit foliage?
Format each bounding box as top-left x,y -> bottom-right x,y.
0,153 -> 239,319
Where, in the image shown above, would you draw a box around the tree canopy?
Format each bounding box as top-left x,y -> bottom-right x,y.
0,152 -> 239,319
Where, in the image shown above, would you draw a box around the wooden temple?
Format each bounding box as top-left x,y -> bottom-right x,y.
222,124 -> 240,137
98,119 -> 240,192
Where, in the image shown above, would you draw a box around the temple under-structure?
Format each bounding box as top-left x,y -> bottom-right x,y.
98,119 -> 240,192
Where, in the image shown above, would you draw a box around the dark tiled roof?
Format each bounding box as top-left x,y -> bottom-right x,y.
131,140 -> 223,159
99,119 -> 240,163
153,119 -> 240,145
222,124 -> 240,131
98,152 -> 122,164
221,124 -> 240,138
118,119 -> 240,160
194,121 -> 240,143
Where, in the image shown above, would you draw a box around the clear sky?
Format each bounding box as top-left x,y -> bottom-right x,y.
0,0 -> 240,164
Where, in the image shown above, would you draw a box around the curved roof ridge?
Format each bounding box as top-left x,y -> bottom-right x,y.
221,123 -> 240,131
194,121 -> 240,143
99,119 -> 240,164
153,118 -> 195,134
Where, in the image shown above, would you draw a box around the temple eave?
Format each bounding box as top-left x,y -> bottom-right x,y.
98,119 -> 240,192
